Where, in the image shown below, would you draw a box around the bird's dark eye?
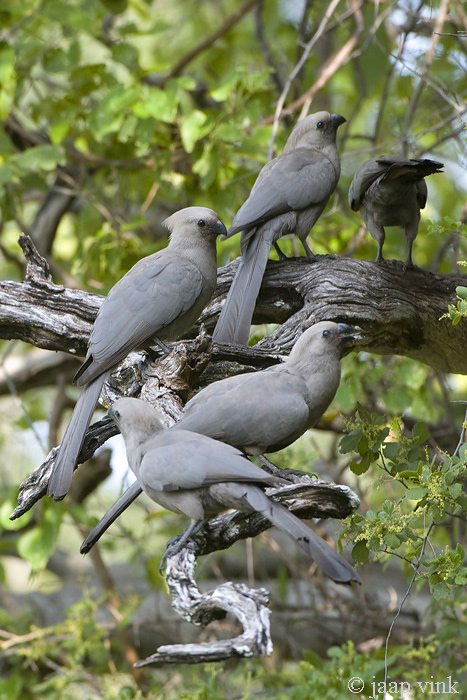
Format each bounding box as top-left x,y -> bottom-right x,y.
322,329 -> 330,338
197,219 -> 206,228
316,121 -> 324,129
114,409 -> 120,419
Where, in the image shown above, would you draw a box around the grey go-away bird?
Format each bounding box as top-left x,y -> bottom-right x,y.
177,321 -> 356,454
348,155 -> 444,268
80,321 -> 358,553
213,111 -> 346,345
106,397 -> 361,584
47,207 -> 226,500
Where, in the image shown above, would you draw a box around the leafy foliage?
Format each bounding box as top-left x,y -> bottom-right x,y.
340,406 -> 467,598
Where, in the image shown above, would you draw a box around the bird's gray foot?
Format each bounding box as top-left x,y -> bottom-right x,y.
302,240 -> 315,259
273,242 -> 288,260
403,256 -> 417,271
159,520 -> 205,574
146,340 -> 170,363
257,455 -> 314,483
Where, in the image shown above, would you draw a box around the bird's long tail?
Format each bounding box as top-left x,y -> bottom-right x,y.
212,226 -> 274,345
47,372 -> 108,500
244,486 -> 361,584
80,481 -> 143,553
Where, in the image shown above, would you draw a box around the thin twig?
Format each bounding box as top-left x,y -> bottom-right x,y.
298,9 -> 365,120
384,522 -> 434,685
268,0 -> 342,159
453,406 -> 467,458
402,0 -> 451,154
254,1 -> 283,94
164,0 -> 262,84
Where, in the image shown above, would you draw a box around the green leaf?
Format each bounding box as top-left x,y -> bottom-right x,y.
302,649 -> 324,668
384,533 -> 401,548
0,674 -> 22,700
17,504 -> 64,573
133,86 -> 178,123
89,85 -> 140,139
339,430 -> 362,454
0,162 -> 19,187
382,500 -> 395,514
50,116 -> 71,145
352,541 -> 369,563
405,487 -> 427,501
180,110 -> 212,153
413,422 -> 429,444
0,496 -> 33,531
429,504 -> 445,523
0,43 -> 16,117
12,145 -> 66,172
456,286 -> 467,300
111,42 -> 140,70
350,453 -> 371,475
383,441 -> 400,460
432,581 -> 450,600
43,47 -> 73,73
99,0 -> 128,13
447,483 -> 462,499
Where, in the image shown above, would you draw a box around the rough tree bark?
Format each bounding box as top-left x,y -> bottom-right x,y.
2,235 -> 467,664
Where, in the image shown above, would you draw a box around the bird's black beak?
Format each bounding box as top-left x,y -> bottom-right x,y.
215,220 -> 228,238
336,323 -> 362,344
331,114 -> 347,129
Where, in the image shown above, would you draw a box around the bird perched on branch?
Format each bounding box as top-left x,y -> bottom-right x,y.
80,321 -> 359,553
213,111 -> 346,345
47,207 -> 226,500
107,397 -> 361,584
348,155 -> 444,268
177,321 -> 357,455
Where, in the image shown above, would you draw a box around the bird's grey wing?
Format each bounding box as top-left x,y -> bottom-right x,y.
350,156 -> 443,211
348,158 -> 388,210
228,149 -> 336,235
77,253 -> 204,383
138,430 -> 275,492
177,370 -> 310,451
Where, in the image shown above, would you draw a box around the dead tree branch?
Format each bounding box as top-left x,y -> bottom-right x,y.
2,236 -> 467,376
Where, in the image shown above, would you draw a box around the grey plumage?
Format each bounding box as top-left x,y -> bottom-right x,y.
177,321 -> 356,454
348,155 -> 444,268
213,111 -> 346,345
80,321 -> 358,553
47,207 -> 226,500
107,397 -> 361,584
